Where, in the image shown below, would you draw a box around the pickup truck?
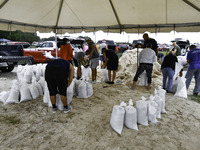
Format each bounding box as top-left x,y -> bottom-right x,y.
23,41 -> 58,63
0,45 -> 33,72
23,39 -> 85,63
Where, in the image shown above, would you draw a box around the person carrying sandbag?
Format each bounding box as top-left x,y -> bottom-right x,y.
45,59 -> 74,113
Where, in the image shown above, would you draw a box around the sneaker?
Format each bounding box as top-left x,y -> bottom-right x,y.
63,106 -> 72,113
52,107 -> 57,114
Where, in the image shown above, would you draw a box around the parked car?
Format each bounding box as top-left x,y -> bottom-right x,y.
7,42 -> 31,48
116,42 -> 131,53
96,40 -> 117,52
132,39 -> 144,48
158,43 -> 170,51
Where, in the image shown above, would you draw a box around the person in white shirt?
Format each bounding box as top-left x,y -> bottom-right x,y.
130,43 -> 157,90
99,39 -> 108,68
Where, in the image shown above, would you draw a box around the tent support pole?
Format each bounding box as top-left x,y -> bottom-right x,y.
182,0 -> 200,12
109,0 -> 122,33
55,29 -> 58,59
0,0 -> 9,9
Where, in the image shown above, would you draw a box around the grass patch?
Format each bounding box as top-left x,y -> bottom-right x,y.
188,95 -> 200,103
0,115 -> 20,124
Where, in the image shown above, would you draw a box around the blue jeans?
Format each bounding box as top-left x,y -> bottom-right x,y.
185,69 -> 200,94
162,67 -> 175,92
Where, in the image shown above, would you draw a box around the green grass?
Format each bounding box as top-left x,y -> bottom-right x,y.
188,95 -> 200,103
0,115 -> 20,124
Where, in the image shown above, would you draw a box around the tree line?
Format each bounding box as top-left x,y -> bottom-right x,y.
0,30 -> 55,44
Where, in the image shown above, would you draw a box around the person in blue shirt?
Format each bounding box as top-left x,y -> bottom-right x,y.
185,45 -> 200,96
45,59 -> 74,113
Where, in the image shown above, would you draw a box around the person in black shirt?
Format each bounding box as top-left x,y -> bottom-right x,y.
161,51 -> 178,93
102,48 -> 119,84
45,59 -> 74,113
143,33 -> 158,56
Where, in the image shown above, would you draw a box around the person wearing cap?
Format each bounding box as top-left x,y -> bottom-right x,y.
143,33 -> 158,56
86,37 -> 99,83
99,39 -> 108,68
59,38 -> 73,64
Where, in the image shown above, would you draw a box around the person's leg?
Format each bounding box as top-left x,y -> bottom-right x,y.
77,66 -> 81,79
60,95 -> 67,106
112,70 -> 116,82
193,69 -> 200,94
145,64 -> 153,90
167,68 -> 175,92
91,68 -> 95,81
131,64 -> 145,89
94,68 -> 97,81
185,69 -> 195,90
162,68 -> 168,89
50,96 -> 56,105
108,70 -> 111,81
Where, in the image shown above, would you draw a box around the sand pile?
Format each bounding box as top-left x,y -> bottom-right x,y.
0,51 -> 200,149
116,50 -> 162,86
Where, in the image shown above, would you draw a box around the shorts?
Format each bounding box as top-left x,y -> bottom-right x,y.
99,55 -> 105,62
107,58 -> 118,71
45,66 -> 68,96
90,57 -> 99,69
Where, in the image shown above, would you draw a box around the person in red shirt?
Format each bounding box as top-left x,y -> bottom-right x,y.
59,38 -> 73,64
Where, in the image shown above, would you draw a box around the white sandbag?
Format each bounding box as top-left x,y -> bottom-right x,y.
35,64 -> 43,81
32,80 -> 43,96
157,86 -> 166,113
81,66 -> 91,81
153,89 -> 162,119
74,79 -> 81,96
103,69 -> 109,82
16,65 -> 23,81
20,83 -> 32,102
148,95 -> 158,124
38,77 -> 45,92
110,102 -> 126,134
67,80 -> 74,104
174,77 -> 187,99
77,81 -> 88,98
29,83 -> 40,99
41,64 -> 47,77
174,62 -> 183,80
43,82 -> 50,104
0,91 -> 9,104
86,81 -> 93,97
177,56 -> 187,66
5,89 -> 19,104
125,99 -> 138,130
136,97 -> 149,126
24,65 -> 33,83
11,79 -> 21,90
56,94 -> 64,111
171,79 -> 178,93
139,71 -> 147,86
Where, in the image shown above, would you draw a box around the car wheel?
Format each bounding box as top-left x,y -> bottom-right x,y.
0,66 -> 15,72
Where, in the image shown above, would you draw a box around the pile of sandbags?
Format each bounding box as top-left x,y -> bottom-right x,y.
110,86 -> 166,135
0,64 -> 46,105
43,78 -> 93,111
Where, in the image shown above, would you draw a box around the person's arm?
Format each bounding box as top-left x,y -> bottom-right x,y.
88,44 -> 95,59
69,45 -> 73,59
102,52 -> 107,68
68,64 -> 74,87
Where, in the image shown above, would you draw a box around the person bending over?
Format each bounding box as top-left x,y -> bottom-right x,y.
45,59 -> 74,113
102,48 -> 119,84
130,43 -> 157,90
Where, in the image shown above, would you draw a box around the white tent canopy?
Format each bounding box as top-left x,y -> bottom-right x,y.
0,0 -> 200,34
